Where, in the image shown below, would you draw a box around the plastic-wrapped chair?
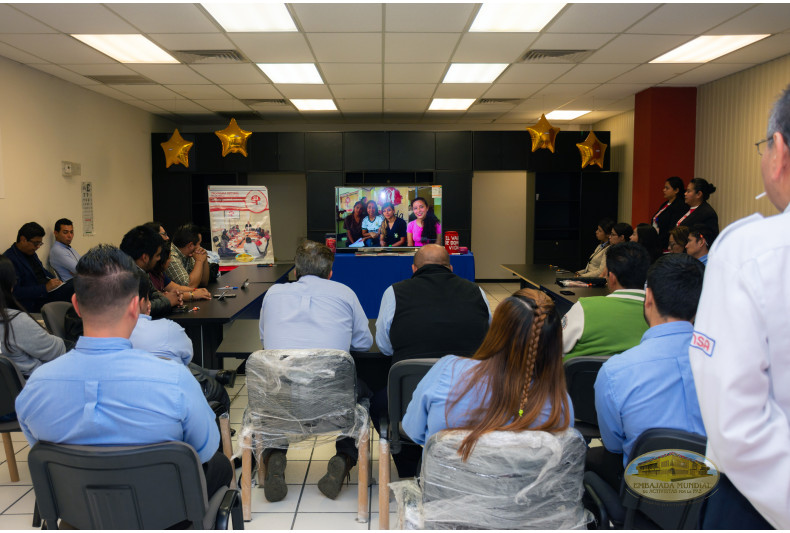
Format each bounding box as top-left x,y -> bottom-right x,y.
238,349 -> 370,522
390,428 -> 592,530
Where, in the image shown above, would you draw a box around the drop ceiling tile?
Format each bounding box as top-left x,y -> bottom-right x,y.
108,4 -> 219,33
483,83 -> 545,99
586,83 -> 653,99
711,33 -> 790,64
191,64 -> 267,84
85,83 -> 146,100
385,3 -> 475,32
120,99 -> 171,114
0,5 -> 56,33
148,33 -> 235,51
609,63 -> 697,84
711,4 -> 790,34
467,102 -> 517,112
561,96 -> 616,110
384,63 -> 445,84
110,84 -> 181,99
496,63 -> 574,84
586,110 -> 626,122
275,84 -> 333,99
27,64 -> 98,86
148,99 -> 210,113
384,99 -> 430,112
306,33 -> 382,62
531,33 -> 617,51
126,64 -> 209,84
0,34 -> 115,63
384,33 -> 461,63
229,33 -> 313,63
0,42 -> 47,64
384,84 -> 436,98
555,63 -> 639,84
321,63 -> 382,84
627,4 -> 751,35
585,34 -> 693,63
659,63 -> 753,86
220,84 -> 283,99
452,33 -> 537,62
292,3 -> 382,32
609,96 -> 636,110
330,84 -> 382,98
532,83 -> 599,98
13,4 -> 136,34
62,63 -> 138,76
192,99 -> 251,112
166,84 -> 231,99
547,4 -> 660,33
336,98 -> 382,112
514,98 -> 571,113
433,84 -> 489,99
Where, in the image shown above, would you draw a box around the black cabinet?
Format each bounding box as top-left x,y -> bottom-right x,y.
436,131 -> 472,170
435,171 -> 473,248
306,172 -> 344,242
279,132 -> 306,171
473,131 -> 529,170
344,132 -> 388,171
533,172 -> 618,270
305,132 -> 339,170
390,132 -> 435,170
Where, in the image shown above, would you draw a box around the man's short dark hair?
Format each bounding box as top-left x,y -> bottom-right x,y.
74,244 -> 139,316
689,224 -> 714,249
16,222 -> 45,242
143,221 -> 163,235
172,224 -> 201,248
767,84 -> 790,148
294,240 -> 333,279
54,218 -> 73,232
119,225 -> 163,261
605,241 -> 651,289
136,268 -> 151,300
647,254 -> 704,321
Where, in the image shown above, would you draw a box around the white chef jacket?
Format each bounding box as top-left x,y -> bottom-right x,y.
689,204 -> 790,529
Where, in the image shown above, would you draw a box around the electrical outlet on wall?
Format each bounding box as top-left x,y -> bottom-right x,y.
62,161 -> 72,178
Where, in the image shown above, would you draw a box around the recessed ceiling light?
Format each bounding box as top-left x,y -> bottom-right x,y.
202,3 -> 296,32
256,64 -> 323,84
651,34 -> 770,63
470,3 -> 566,32
429,99 -> 476,111
291,99 -> 337,111
443,64 -> 508,84
72,34 -> 178,63
546,110 -> 591,120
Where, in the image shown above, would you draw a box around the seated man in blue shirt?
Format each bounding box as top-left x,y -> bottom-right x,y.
15,244 -> 232,497
685,224 -> 713,265
589,253 -> 706,490
259,240 -> 372,503
48,218 -> 81,282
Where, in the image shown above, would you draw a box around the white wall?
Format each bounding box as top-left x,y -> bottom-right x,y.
0,56 -> 171,260
594,110 -> 635,224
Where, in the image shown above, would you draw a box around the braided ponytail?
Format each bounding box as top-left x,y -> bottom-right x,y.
517,305 -> 547,417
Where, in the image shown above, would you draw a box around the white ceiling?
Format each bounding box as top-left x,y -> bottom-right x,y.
1,2 -> 789,128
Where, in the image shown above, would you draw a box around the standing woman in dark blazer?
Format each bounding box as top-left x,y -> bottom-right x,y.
652,176 -> 688,250
678,178 -> 719,242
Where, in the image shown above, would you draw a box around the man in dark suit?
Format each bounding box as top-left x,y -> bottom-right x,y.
4,222 -> 73,312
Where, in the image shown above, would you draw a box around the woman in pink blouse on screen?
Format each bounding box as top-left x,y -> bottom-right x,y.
407,197 -> 442,247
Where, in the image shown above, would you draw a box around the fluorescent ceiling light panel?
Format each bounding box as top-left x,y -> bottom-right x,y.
546,110 -> 591,120
72,34 -> 178,63
651,35 -> 770,63
256,64 -> 323,84
443,63 -> 508,83
291,99 -> 337,111
470,3 -> 566,32
429,99 -> 475,111
202,3 -> 296,32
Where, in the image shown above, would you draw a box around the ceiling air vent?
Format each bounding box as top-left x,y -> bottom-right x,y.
520,49 -> 594,63
217,111 -> 261,121
85,74 -> 154,85
476,98 -> 523,105
171,49 -> 247,64
242,99 -> 289,106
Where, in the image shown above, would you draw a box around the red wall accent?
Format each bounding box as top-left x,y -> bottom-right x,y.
632,87 -> 697,225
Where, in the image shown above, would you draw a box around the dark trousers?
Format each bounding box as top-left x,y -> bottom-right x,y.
202,451 -> 234,496
585,446 -> 625,493
370,386 -> 422,478
701,474 -> 773,529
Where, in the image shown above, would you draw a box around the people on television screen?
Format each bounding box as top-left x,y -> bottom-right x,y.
380,203 -> 407,247
361,201 -> 384,247
343,201 -> 364,245
407,197 -> 442,247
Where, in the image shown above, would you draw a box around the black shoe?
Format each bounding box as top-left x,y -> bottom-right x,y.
215,369 -> 237,388
318,454 -> 354,500
263,452 -> 287,502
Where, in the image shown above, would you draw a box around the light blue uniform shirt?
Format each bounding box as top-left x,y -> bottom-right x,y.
130,314 -> 193,366
595,321 -> 706,466
402,355 -> 573,446
698,254 -> 708,265
259,275 -> 372,351
48,241 -> 81,281
15,336 -> 219,463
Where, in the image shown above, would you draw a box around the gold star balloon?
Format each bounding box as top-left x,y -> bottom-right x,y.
526,114 -> 561,153
160,129 -> 193,168
215,118 -> 252,157
576,131 -> 608,169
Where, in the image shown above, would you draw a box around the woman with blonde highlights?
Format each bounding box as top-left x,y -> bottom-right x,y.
402,288 -> 572,460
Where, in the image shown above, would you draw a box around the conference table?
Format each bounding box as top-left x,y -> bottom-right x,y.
166,263 -> 293,369
500,264 -> 609,316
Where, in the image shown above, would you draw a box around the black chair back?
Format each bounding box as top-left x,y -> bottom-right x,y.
564,356 -> 610,440
0,357 -> 24,419
29,441 -> 213,530
40,302 -> 72,339
386,358 -> 438,453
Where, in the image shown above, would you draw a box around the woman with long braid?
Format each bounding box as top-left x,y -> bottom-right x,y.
402,288 -> 572,460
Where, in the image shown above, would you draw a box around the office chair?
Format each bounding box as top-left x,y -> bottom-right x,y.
0,356 -> 26,483
564,356 -> 611,442
40,301 -> 72,339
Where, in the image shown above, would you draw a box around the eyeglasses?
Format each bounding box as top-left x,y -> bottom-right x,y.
30,240 -> 44,248
755,138 -> 772,156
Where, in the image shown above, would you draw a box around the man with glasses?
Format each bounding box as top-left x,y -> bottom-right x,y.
690,85 -> 790,529
4,221 -> 74,312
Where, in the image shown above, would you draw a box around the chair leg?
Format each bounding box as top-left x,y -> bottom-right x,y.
255,440 -> 264,486
2,433 -> 19,482
356,428 -> 370,523
378,438 -> 390,530
241,434 -> 252,522
219,416 -> 237,490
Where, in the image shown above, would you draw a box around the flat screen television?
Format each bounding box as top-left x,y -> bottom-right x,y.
334,185 -> 442,248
